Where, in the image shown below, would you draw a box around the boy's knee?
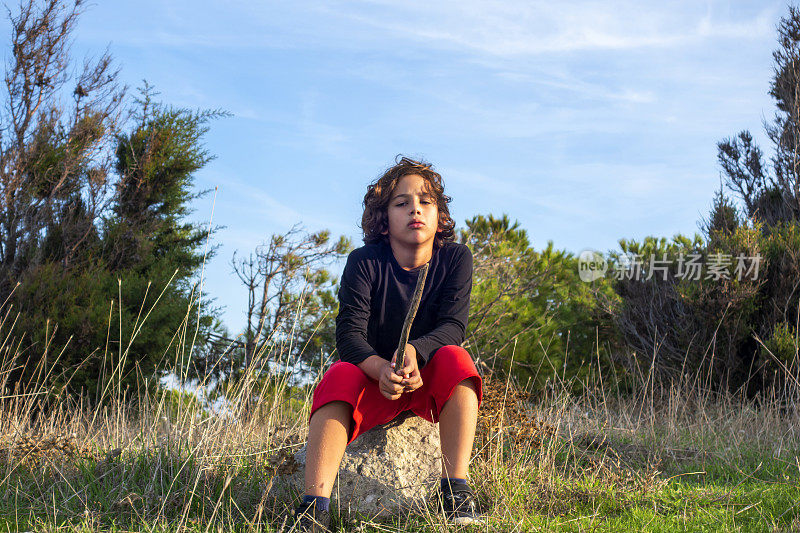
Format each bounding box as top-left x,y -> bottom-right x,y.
311,362 -> 369,424
310,400 -> 353,421
459,376 -> 479,395
429,345 -> 471,367
325,361 -> 368,383
426,346 -> 479,382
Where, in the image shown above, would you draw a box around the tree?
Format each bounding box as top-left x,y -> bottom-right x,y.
717,7 -> 800,226
1,0 -> 125,283
196,225 -> 351,385
601,7 -> 800,394
604,232 -> 760,387
0,1 -> 223,398
710,6 -> 800,391
461,214 -> 618,392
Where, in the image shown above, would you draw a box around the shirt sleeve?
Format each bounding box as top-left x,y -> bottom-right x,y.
409,246 -> 473,366
335,250 -> 378,365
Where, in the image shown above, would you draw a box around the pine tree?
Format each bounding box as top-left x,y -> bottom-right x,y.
460,214 -> 617,390
0,1 -> 224,398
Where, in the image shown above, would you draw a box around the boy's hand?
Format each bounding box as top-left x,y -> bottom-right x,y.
392,344 -> 423,393
378,355 -> 405,400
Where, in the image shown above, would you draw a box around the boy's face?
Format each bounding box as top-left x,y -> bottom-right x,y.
384,173 -> 440,250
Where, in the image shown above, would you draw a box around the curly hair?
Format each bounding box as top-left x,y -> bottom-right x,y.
361,155 -> 455,248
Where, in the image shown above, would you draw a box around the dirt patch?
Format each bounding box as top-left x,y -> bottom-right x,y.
0,431 -> 96,464
475,378 -> 556,456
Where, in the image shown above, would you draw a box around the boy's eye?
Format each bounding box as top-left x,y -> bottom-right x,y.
393,198 -> 433,206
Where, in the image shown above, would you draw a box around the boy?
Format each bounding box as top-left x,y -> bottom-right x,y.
291,156 -> 483,531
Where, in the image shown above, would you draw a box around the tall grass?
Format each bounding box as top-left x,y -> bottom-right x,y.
0,292 -> 799,531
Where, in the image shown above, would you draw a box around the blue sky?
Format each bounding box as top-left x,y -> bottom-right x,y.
2,1 -> 787,335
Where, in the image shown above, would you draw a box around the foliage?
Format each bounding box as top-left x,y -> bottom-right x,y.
461,214 -> 620,392
197,225 -> 351,385
606,6 -> 800,393
760,321 -> 798,368
0,1 -> 223,397
158,387 -> 208,421
604,230 -> 763,389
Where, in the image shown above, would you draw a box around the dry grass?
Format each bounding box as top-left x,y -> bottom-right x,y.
0,300 -> 797,531
0,361 -> 797,531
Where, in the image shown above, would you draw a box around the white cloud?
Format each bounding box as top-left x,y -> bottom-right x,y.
81,1 -> 779,58
323,0 -> 777,56
213,175 -> 355,240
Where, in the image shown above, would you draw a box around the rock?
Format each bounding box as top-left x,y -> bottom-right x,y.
272,412 -> 442,517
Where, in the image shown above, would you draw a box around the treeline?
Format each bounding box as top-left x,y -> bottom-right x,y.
464,7 -> 800,396
212,6 -> 800,398
603,6 -> 800,395
6,0 -> 800,401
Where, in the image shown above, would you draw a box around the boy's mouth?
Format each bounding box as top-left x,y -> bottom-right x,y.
408,220 -> 424,228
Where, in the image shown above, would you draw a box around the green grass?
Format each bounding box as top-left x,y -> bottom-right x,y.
1,400 -> 799,532
0,315 -> 798,532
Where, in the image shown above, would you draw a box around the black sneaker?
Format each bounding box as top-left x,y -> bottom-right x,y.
440,484 -> 485,525
288,500 -> 331,532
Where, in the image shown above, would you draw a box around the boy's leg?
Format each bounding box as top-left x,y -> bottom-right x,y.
409,345 -> 484,524
438,378 -> 479,478
304,400 -> 352,498
409,345 -> 483,478
303,361 -> 408,498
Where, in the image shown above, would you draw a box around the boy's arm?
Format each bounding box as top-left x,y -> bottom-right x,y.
408,246 -> 473,366
357,354 -> 388,381
336,250 -> 381,366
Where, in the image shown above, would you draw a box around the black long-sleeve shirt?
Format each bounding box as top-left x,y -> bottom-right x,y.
335,240 -> 473,368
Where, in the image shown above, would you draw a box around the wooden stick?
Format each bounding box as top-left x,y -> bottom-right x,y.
395,262 -> 429,375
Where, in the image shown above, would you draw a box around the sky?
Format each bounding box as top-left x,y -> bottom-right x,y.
0,0 -> 787,336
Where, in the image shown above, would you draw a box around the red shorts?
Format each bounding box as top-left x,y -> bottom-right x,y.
310,345 -> 483,444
